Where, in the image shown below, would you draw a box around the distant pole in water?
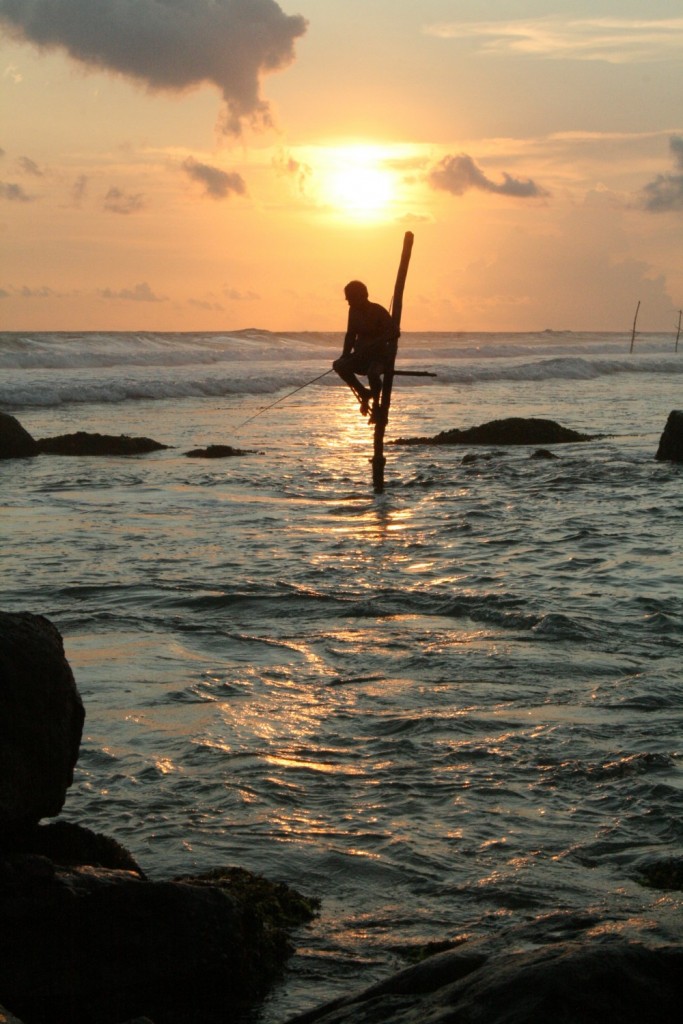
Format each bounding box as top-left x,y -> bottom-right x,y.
675,310 -> 682,353
372,231 -> 414,494
629,299 -> 641,353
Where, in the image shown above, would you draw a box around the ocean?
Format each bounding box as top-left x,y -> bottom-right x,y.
1,329 -> 682,1021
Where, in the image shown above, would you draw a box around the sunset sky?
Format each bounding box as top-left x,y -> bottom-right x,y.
1,0 -> 682,332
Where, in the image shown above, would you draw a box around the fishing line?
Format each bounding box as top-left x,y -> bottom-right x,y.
232,368 -> 334,433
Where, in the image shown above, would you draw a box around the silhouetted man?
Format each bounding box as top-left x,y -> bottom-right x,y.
333,280 -> 398,421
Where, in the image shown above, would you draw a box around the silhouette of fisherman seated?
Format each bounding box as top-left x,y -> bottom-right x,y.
333,280 -> 398,423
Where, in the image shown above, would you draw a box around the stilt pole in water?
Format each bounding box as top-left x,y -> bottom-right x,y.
629,299 -> 641,353
372,231 -> 414,494
675,310 -> 682,353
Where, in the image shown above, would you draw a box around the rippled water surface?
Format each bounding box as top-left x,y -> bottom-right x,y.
2,332 -> 682,1021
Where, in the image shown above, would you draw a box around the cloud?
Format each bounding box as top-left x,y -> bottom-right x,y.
0,0 -> 307,134
71,174 -> 88,206
428,153 -> 549,199
641,135 -> 683,212
18,155 -> 43,175
424,17 -> 683,64
99,282 -> 166,302
103,186 -> 146,214
273,150 -> 312,194
0,180 -> 34,201
182,157 -> 246,199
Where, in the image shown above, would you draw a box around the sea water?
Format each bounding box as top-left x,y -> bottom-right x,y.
1,330 -> 682,1021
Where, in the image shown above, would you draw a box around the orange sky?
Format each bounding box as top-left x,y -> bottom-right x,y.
1,1 -> 682,332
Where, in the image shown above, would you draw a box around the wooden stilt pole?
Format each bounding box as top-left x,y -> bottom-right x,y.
675,309 -> 682,353
629,299 -> 641,353
372,231 -> 414,494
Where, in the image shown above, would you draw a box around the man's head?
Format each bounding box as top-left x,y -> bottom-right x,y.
344,280 -> 369,306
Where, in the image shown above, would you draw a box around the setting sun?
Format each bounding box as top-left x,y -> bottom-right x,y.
318,144 -> 398,220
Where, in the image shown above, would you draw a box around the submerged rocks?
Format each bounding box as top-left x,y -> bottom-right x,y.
0,412 -> 39,459
0,610 -> 318,1024
655,410 -> 683,462
394,417 -> 595,447
37,432 -> 170,456
287,912 -> 683,1024
0,612 -> 84,831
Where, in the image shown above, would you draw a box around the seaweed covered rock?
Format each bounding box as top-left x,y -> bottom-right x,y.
0,412 -> 39,460
37,432 -> 170,456
0,612 -> 84,831
655,410 -> 683,463
287,912 -> 683,1024
394,417 -> 595,447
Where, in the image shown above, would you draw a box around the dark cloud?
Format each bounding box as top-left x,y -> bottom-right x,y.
428,153 -> 549,199
99,282 -> 166,302
0,180 -> 34,201
18,155 -> 43,175
641,135 -> 683,213
182,157 -> 246,199
103,186 -> 146,214
0,0 -> 307,135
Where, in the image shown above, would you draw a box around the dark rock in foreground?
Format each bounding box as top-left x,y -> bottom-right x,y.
185,444 -> 255,458
0,857 -> 317,1024
655,410 -> 683,462
394,417 -> 595,447
0,612 -> 84,831
287,912 -> 683,1024
37,432 -> 170,456
0,610 -> 318,1024
0,412 -> 39,459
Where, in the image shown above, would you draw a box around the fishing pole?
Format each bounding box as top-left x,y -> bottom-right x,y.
232,368 -> 334,433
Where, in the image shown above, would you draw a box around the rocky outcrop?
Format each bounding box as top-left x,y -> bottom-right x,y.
655,410 -> 683,462
0,412 -> 39,459
286,912 -> 683,1024
394,417 -> 595,447
37,432 -> 170,455
0,612 -> 84,831
185,444 -> 255,458
0,611 -> 318,1024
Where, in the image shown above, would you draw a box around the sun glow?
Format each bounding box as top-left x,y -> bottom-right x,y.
318,144 -> 399,220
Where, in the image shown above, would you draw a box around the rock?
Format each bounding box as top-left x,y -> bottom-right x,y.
286,912 -> 683,1024
394,417 -> 595,447
184,444 -> 255,458
655,410 -> 683,462
0,858 -> 317,1024
2,820 -> 145,876
531,448 -> 559,459
0,612 -> 84,832
0,412 -> 39,459
37,432 -> 170,456
0,1003 -> 27,1023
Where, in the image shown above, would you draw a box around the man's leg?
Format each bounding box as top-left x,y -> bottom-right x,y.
333,356 -> 372,411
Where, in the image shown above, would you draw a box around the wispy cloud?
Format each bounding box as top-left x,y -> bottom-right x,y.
641,135 -> 683,212
0,0 -> 308,134
18,155 -> 43,176
71,174 -> 88,206
428,153 -> 549,199
99,282 -> 166,302
103,186 -> 146,214
425,17 -> 683,64
182,157 -> 246,199
0,180 -> 34,201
